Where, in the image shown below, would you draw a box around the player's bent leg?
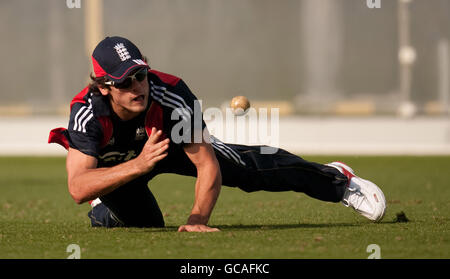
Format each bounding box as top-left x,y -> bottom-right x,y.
87,178 -> 165,228
326,162 -> 387,222
87,200 -> 124,228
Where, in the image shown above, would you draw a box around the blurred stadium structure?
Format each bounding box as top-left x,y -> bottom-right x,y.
1,0 -> 450,155
1,0 -> 450,115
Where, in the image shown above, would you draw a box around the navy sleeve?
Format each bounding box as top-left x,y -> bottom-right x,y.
154,79 -> 207,145
67,102 -> 103,157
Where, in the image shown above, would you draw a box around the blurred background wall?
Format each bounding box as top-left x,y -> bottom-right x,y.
1,0 -> 450,116
1,0 -> 450,155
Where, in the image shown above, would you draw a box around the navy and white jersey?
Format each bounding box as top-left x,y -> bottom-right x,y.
66,69 -> 206,168
52,68 -> 248,175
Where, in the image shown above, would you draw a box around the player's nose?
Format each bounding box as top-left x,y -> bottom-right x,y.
131,78 -> 145,93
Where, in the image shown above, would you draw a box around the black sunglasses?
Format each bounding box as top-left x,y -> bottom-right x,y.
105,68 -> 147,89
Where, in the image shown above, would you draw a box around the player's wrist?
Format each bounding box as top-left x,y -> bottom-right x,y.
186,214 -> 209,225
127,157 -> 150,177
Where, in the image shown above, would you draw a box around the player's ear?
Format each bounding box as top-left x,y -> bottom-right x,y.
98,86 -> 110,96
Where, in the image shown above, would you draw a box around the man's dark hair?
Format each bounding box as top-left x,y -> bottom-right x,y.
88,74 -> 110,95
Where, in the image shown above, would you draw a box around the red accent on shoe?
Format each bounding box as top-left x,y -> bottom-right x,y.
335,161 -> 355,186
373,193 -> 379,203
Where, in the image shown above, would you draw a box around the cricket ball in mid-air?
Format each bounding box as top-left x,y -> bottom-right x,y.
230,96 -> 250,116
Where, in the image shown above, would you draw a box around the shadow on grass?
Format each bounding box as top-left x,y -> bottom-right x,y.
217,223 -> 361,231
91,219 -> 402,233
133,222 -> 361,232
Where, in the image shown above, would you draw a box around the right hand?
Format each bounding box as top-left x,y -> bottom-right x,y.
134,127 -> 170,174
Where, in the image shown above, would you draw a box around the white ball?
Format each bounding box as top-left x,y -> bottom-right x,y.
230,96 -> 250,116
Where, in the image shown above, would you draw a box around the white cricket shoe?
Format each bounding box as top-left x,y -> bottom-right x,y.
326,161 -> 386,222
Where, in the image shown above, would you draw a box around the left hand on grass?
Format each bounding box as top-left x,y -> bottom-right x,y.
177,224 -> 220,232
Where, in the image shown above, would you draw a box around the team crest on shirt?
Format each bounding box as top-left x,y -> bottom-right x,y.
135,127 -> 146,140
107,137 -> 115,146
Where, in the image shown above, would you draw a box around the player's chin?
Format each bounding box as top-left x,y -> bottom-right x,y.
126,102 -> 146,114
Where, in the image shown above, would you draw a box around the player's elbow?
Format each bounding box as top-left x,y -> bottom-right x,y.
68,181 -> 88,205
69,190 -> 85,205
71,195 -> 85,205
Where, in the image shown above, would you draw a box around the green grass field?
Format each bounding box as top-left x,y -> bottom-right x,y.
0,156 -> 448,259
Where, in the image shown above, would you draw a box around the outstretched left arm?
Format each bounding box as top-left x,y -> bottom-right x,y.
179,137 -> 222,232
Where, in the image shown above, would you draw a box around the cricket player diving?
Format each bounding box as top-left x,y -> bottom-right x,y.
49,36 -> 386,232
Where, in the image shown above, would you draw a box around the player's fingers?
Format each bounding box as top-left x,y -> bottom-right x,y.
178,225 -> 198,232
144,138 -> 169,156
144,128 -> 156,146
151,142 -> 169,156
151,152 -> 168,164
177,225 -> 220,232
200,225 -> 220,232
147,128 -> 162,144
154,138 -> 170,149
